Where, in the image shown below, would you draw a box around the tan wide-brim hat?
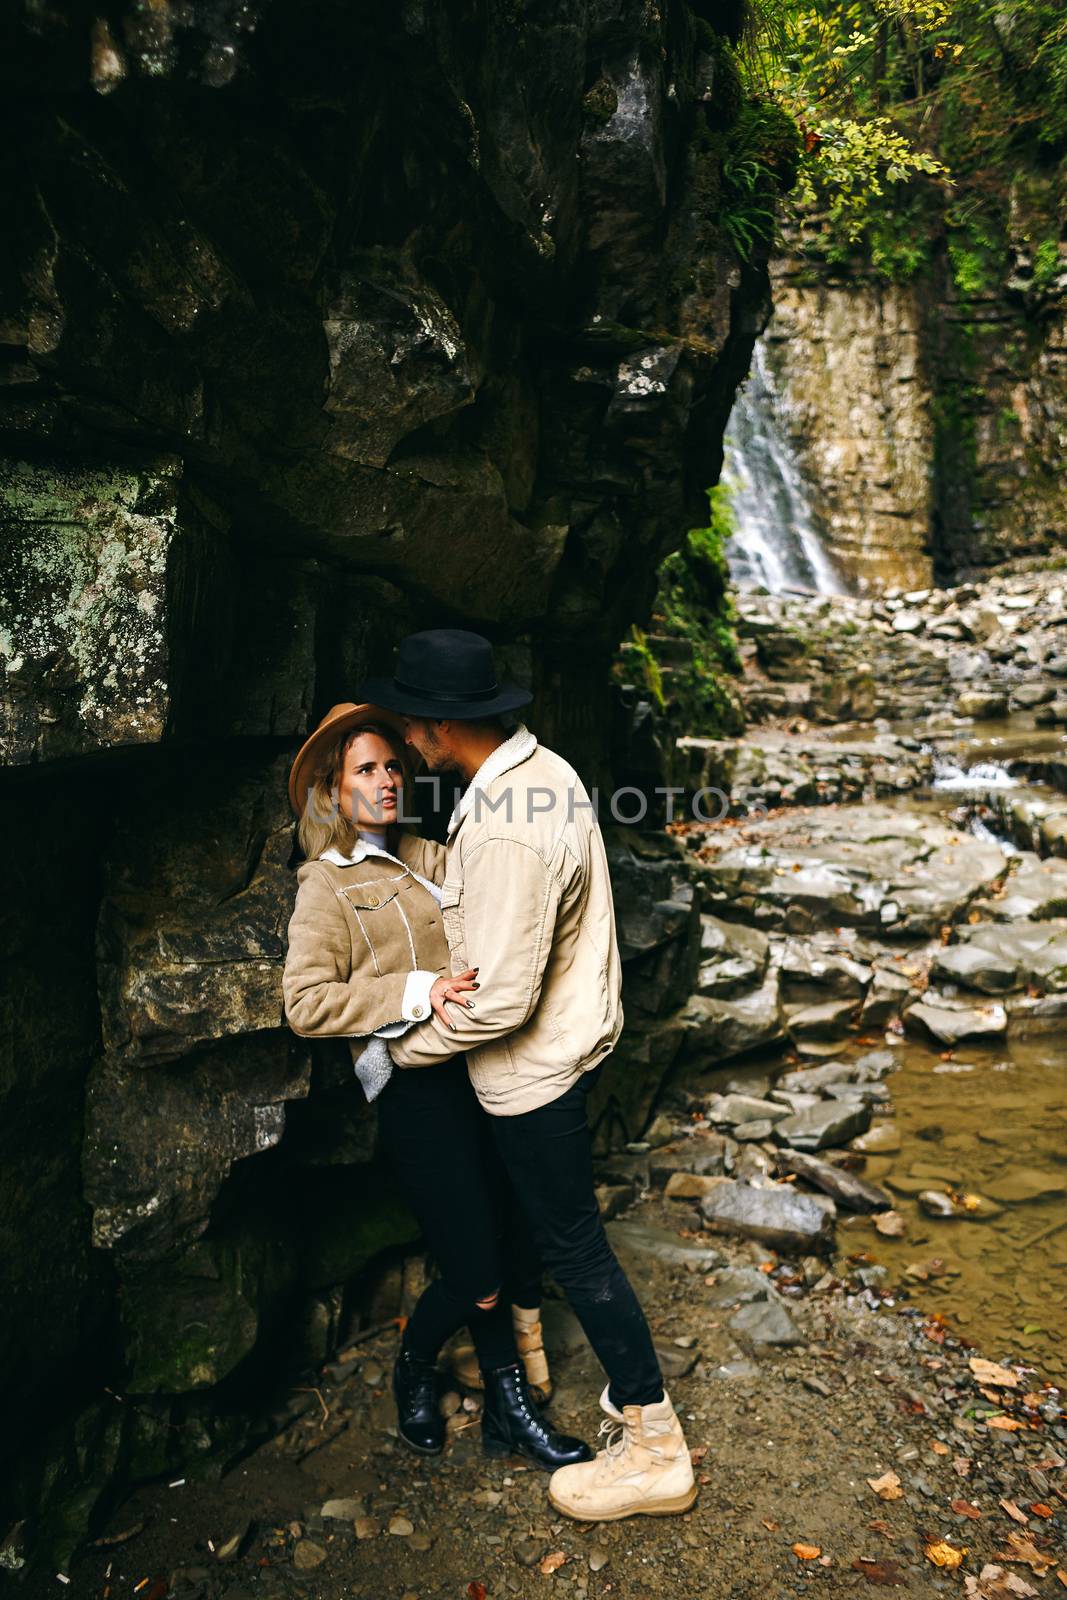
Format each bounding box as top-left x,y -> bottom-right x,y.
287,701 -> 407,819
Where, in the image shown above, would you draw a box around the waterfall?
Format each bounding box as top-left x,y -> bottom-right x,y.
723,342 -> 847,596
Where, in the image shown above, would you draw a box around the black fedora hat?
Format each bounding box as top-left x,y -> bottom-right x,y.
358,629 -> 533,720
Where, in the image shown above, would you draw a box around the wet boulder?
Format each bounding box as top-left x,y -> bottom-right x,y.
700,1178 -> 836,1253
774,1149 -> 891,1212
681,971 -> 786,1059
708,1093 -> 793,1129
696,914 -> 769,997
905,996 -> 1008,1045
773,1098 -> 871,1151
649,1133 -> 733,1189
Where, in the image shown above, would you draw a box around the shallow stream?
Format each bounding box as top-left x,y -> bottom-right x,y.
845,1029 -> 1067,1381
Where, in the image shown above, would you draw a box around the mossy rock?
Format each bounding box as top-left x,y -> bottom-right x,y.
692,20 -> 744,128
582,77 -> 618,126
120,1217 -> 299,1395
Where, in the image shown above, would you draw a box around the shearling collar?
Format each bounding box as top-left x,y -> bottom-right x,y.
319,835 -> 441,904
449,723 -> 538,836
320,838 -> 390,868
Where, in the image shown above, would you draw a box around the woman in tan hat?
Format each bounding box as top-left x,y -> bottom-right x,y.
282,703 -> 590,1471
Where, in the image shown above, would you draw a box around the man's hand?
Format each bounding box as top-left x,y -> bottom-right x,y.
429,968 -> 479,1030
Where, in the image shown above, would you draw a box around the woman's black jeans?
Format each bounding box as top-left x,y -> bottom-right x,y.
376,1053 -> 541,1370
490,1062 -> 665,1410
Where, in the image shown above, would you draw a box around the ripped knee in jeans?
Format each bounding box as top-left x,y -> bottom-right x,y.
474,1286 -> 500,1312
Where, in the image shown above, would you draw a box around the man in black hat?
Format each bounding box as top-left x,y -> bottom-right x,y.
359,630 -> 696,1523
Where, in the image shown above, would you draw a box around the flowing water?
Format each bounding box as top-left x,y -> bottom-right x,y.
723,342 -> 847,597
718,365 -> 1067,1375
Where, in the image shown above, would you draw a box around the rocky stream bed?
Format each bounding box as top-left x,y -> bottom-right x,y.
44,568 -> 1067,1600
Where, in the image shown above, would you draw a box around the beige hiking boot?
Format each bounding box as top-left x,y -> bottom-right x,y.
547,1386 -> 697,1521
448,1306 -> 553,1403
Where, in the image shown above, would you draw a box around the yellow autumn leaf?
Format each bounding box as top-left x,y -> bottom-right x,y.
925,1538 -> 967,1569
867,1470 -> 904,1500
792,1543 -> 822,1560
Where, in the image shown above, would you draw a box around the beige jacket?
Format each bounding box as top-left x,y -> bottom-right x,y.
389,726 -> 624,1114
283,832 -> 450,1039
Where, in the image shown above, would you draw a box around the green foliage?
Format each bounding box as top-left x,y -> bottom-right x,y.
744,0 -> 1067,282
627,625 -> 666,713
649,486 -> 745,737
1033,238 -> 1063,291
713,84 -> 803,261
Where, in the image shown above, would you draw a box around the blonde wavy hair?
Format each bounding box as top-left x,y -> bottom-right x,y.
296,721 -> 411,862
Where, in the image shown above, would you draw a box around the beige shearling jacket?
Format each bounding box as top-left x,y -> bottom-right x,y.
388,726 -> 624,1115
283,832 -> 450,1039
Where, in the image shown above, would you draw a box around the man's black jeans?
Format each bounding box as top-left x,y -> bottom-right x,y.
490,1062 -> 665,1410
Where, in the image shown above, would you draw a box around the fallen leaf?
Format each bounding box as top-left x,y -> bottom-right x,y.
868,1471 -> 904,1501
963,1563 -> 1038,1598
925,1538 -> 967,1570
994,1531 -> 1057,1577
1030,1505 -> 1054,1520
955,1457 -> 973,1477
540,1552 -> 567,1576
953,1501 -> 984,1520
874,1211 -> 905,1238
970,1358 -> 1019,1389
467,1586 -> 487,1600
1000,1500 -> 1030,1526
1056,1571 -> 1067,1589
690,1446 -> 707,1464
868,1520 -> 892,1537
792,1543 -> 821,1560
987,1416 -> 1027,1432
761,1518 -> 779,1532
852,1557 -> 907,1586
932,1441 -> 950,1455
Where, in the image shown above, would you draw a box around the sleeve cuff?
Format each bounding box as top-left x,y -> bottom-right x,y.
402,969 -> 437,1023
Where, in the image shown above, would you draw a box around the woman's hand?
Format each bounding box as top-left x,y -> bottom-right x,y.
430,968 -> 479,1030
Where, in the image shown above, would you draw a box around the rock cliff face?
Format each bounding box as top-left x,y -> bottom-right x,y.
761,259 -> 935,592
0,0 -> 780,1568
753,243 -> 1067,592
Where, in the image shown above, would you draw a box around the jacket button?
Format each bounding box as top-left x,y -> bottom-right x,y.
367,894 -> 380,908
412,1004 -> 425,1018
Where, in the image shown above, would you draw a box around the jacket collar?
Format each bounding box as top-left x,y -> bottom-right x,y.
319,834 -> 441,904
449,723 -> 537,836
320,838 -> 387,868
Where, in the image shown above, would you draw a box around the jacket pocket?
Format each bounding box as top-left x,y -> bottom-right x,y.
341,881 -> 402,913
468,1035 -> 517,1091
339,877 -> 413,979
439,878 -> 468,970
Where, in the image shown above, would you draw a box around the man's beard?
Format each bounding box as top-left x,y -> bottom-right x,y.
415,731 -> 454,774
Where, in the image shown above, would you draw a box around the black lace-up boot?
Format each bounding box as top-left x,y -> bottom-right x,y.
481,1362 -> 593,1470
393,1347 -> 444,1455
